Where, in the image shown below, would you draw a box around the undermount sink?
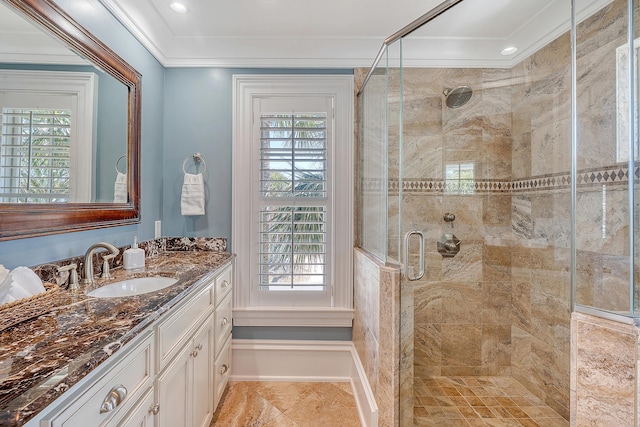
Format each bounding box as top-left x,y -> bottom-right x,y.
86,277 -> 178,298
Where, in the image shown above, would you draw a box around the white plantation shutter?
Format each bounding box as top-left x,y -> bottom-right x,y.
250,96 -> 334,307
258,113 -> 328,291
232,75 -> 354,325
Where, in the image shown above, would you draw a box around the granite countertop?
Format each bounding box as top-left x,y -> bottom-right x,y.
0,249 -> 234,426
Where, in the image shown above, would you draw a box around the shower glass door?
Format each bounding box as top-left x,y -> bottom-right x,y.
396,1 -> 573,425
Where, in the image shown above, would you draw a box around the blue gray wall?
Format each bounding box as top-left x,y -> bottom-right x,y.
162,68 -> 352,242
0,0 -> 164,267
162,69 -> 353,340
0,3 -> 353,341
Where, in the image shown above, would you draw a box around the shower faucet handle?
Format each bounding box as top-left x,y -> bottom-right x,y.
443,213 -> 455,228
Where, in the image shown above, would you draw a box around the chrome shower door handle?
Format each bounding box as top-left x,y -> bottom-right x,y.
403,230 -> 425,281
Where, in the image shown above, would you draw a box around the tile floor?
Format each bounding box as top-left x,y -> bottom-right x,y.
414,376 -> 570,427
210,381 -> 362,426
210,377 -> 569,426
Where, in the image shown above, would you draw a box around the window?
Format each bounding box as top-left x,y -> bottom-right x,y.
0,70 -> 96,203
0,108 -> 71,202
232,75 -> 354,327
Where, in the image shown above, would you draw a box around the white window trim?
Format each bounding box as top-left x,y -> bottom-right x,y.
232,74 -> 354,327
0,70 -> 96,202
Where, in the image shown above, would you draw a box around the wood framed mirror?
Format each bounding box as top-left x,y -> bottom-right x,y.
0,0 -> 141,240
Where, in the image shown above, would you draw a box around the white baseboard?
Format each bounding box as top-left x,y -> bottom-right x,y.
231,339 -> 378,427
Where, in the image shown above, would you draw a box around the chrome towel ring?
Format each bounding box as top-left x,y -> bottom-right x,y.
182,152 -> 207,174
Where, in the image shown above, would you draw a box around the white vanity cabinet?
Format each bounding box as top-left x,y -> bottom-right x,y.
29,260 -> 233,427
155,303 -> 215,427
154,262 -> 234,427
37,330 -> 155,427
213,264 -> 233,409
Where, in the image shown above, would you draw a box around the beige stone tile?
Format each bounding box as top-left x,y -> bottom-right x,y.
465,396 -> 485,406
441,324 -> 482,367
211,382 -> 285,426
505,406 -> 529,419
434,395 -> 455,407
458,405 -> 481,419
474,405 -> 498,418
332,382 -> 353,395
261,413 -> 301,427
483,419 -> 522,427
252,382 -> 319,413
415,418 -> 471,427
282,386 -> 360,427
414,405 -> 429,418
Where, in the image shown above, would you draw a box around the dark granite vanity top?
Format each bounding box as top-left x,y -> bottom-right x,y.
0,245 -> 233,426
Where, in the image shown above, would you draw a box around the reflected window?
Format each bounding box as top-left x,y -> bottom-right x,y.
445,162 -> 475,194
0,70 -> 95,203
0,108 -> 71,202
616,38 -> 639,162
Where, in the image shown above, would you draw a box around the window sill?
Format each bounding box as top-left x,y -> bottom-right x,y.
232,307 -> 354,327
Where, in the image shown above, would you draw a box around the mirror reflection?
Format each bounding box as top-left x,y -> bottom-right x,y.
0,1 -> 128,204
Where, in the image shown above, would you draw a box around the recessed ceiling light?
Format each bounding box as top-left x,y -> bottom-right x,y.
501,46 -> 518,56
169,1 -> 189,14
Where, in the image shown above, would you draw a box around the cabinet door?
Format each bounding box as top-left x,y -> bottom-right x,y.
192,314 -> 214,427
115,387 -> 155,427
155,343 -> 191,427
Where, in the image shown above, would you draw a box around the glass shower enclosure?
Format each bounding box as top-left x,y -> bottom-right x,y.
356,0 -> 638,425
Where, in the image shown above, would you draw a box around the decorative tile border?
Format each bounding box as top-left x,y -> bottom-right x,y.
362,165 -> 638,195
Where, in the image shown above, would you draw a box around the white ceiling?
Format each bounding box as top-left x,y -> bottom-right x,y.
97,0 -> 610,68
0,0 -> 614,69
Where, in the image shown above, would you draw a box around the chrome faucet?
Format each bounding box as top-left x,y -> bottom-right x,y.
83,242 -> 119,285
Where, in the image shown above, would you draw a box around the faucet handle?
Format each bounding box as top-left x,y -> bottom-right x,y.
101,254 -> 117,279
58,263 -> 79,290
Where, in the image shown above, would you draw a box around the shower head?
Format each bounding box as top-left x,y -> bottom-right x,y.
443,86 -> 473,108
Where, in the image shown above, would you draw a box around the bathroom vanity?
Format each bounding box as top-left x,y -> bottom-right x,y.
0,246 -> 234,427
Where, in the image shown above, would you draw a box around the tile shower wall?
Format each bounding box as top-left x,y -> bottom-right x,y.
353,248 -> 406,427
571,312 -> 640,426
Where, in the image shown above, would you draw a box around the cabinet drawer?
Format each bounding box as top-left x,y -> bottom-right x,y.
214,292 -> 232,358
156,282 -> 213,371
214,263 -> 232,307
213,334 -> 232,411
47,333 -> 154,427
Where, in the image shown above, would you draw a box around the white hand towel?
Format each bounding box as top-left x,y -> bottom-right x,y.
181,173 -> 205,216
114,172 -> 128,203
0,265 -> 9,288
0,282 -> 31,305
10,267 -> 45,295
0,276 -> 13,303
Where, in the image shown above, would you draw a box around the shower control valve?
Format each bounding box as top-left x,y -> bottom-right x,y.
438,233 -> 461,257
